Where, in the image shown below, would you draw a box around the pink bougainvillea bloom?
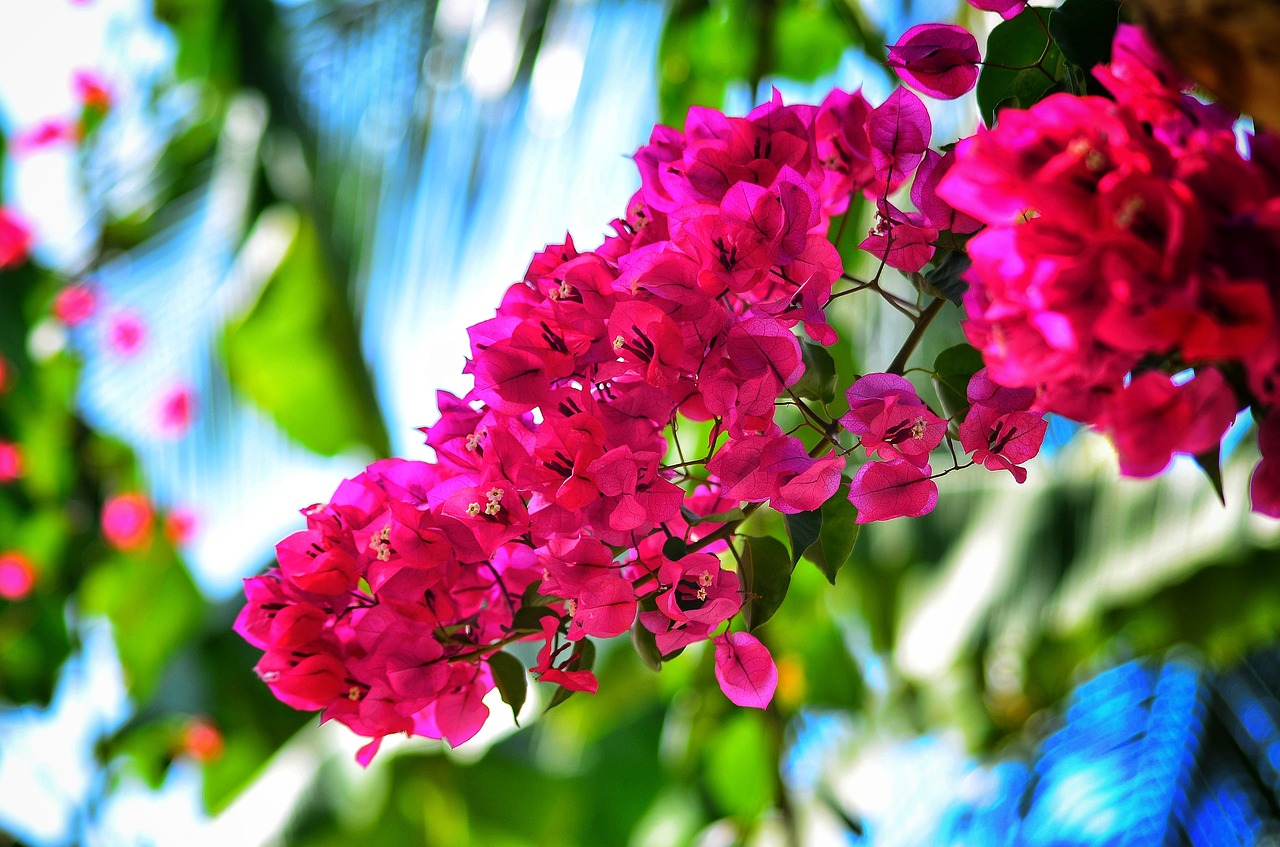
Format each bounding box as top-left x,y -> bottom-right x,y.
53,283 -> 97,326
106,311 -> 146,356
0,552 -> 35,600
1251,415 -> 1280,518
0,209 -> 32,269
163,508 -> 198,546
867,87 -> 932,195
157,384 -> 196,438
566,573 -> 637,641
886,24 -> 982,100
849,459 -> 939,522
0,442 -> 22,483
72,70 -> 112,112
713,631 -> 778,709
102,493 -> 154,551
841,373 -> 946,467
1103,369 -> 1240,478
12,120 -> 78,154
959,404 -> 1047,483
966,0 -> 1026,19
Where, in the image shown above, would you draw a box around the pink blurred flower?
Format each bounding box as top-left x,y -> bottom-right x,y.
163,508 -> 198,546
0,442 -> 22,483
0,356 -> 11,395
102,493 -> 154,551
53,283 -> 98,326
157,385 -> 197,438
106,311 -> 146,356
12,120 -> 79,154
0,552 -> 36,600
0,209 -> 32,269
73,70 -> 112,112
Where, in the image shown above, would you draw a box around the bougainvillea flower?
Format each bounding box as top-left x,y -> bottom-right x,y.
966,0 -> 1026,19
12,120 -> 78,154
0,442 -> 21,483
102,493 -> 154,551
713,631 -> 778,709
566,574 -> 637,640
867,87 -> 932,195
849,459 -> 939,522
73,69 -> 112,112
959,404 -> 1047,483
53,283 -> 98,326
158,384 -> 197,438
1102,369 -> 1240,478
1251,414 -> 1280,518
163,508 -> 198,546
841,373 -> 946,467
886,24 -> 981,100
0,209 -> 32,269
106,311 -> 147,356
0,552 -> 35,600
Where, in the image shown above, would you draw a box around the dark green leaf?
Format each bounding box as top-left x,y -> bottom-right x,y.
977,7 -> 1064,127
922,251 -> 971,306
520,578 -> 552,608
488,651 -> 528,723
740,535 -> 793,631
932,343 -> 985,421
1193,443 -> 1226,505
803,493 -> 859,584
508,605 -> 561,634
1049,0 -> 1120,73
784,510 -> 822,566
794,340 -> 838,405
220,207 -> 390,457
662,536 -> 689,561
631,617 -> 664,672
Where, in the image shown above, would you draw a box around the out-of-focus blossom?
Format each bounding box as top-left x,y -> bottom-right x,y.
102,493 -> 154,552
0,442 -> 22,483
106,311 -> 146,356
0,552 -> 36,600
157,384 -> 196,438
163,508 -> 198,546
0,209 -> 32,268
53,282 -> 98,326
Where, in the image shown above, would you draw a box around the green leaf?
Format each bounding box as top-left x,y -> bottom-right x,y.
794,340 -> 838,406
922,251 -> 971,306
773,1 -> 849,81
703,711 -> 774,820
932,343 -> 985,422
784,510 -> 822,566
803,493 -> 859,584
977,7 -> 1064,127
79,545 -> 204,702
1049,0 -> 1121,74
1193,443 -> 1226,505
662,536 -> 690,561
740,535 -> 793,631
488,651 -> 528,724
221,206 -> 390,457
508,605 -> 561,634
631,616 -> 664,672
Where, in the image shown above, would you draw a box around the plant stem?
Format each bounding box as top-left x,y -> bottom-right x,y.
888,296 -> 947,376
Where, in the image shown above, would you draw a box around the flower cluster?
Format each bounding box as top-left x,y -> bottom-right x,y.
236,81 -> 1045,760
940,25 -> 1280,508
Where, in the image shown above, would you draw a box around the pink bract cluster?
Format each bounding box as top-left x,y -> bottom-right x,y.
236,83 -> 1042,761
940,25 -> 1280,511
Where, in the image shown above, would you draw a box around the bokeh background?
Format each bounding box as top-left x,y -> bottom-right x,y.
2,0 -> 1280,844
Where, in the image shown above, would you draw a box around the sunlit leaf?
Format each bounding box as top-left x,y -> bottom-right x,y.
741,535 -> 793,631
221,207 -> 390,457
